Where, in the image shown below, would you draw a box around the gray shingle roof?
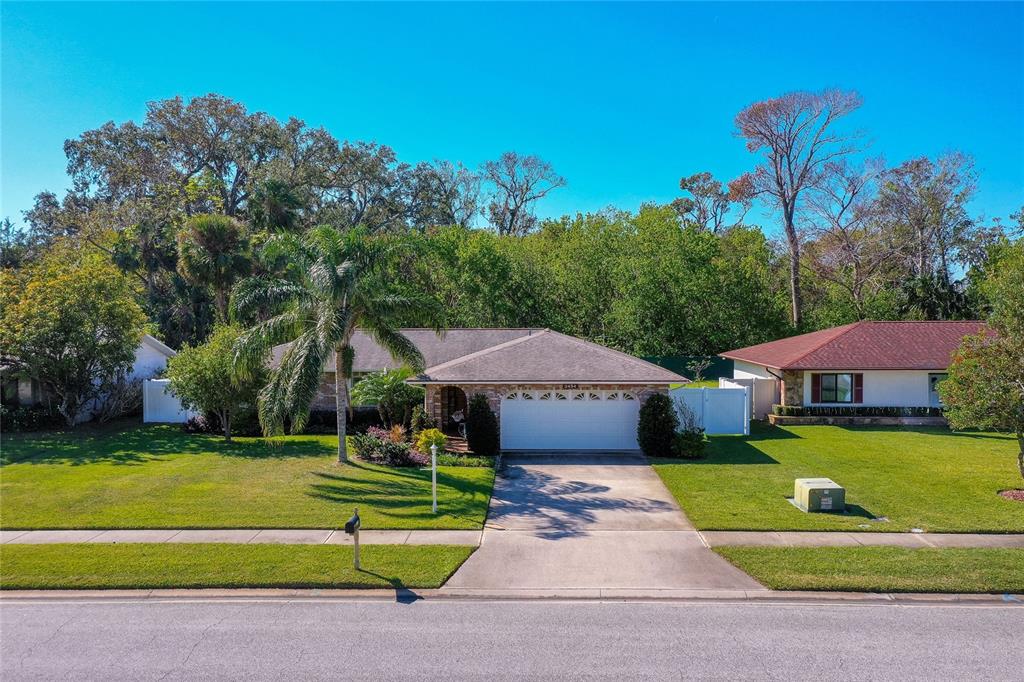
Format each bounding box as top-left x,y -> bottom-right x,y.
411,330 -> 686,384
270,328 -> 539,373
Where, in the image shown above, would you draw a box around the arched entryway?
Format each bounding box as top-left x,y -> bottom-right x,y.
439,386 -> 468,435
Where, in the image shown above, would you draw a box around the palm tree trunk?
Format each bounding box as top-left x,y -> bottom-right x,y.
335,349 -> 349,463
1017,430 -> 1023,481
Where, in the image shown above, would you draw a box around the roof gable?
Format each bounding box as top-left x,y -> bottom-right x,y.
721,321 -> 986,370
412,330 -> 686,384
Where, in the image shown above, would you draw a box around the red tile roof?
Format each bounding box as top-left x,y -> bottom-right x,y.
720,321 -> 987,370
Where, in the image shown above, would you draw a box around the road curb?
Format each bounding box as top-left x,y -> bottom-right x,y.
1,587 -> 1021,606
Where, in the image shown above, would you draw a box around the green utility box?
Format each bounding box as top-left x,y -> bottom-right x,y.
794,478 -> 846,513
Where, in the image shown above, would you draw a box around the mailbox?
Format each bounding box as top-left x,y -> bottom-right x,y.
345,509 -> 361,535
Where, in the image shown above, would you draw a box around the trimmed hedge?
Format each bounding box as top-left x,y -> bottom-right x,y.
0,405 -> 64,433
637,393 -> 679,457
772,405 -> 944,418
465,394 -> 500,457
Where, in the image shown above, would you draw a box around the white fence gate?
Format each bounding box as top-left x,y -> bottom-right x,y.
719,377 -> 779,420
143,379 -> 194,423
670,386 -> 750,435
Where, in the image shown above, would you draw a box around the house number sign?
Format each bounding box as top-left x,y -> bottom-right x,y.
561,384 -> 580,390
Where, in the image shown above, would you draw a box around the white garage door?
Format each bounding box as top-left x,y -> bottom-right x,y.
500,389 -> 641,451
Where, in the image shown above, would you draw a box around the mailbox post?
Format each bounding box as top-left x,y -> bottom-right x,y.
430,444 -> 438,514
344,508 -> 361,569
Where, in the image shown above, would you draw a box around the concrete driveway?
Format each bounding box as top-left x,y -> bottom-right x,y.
444,454 -> 763,593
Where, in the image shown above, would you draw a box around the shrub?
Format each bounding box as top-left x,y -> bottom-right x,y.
674,430 -> 706,459
415,428 -> 448,455
465,394 -> 500,457
302,407 -> 385,435
771,405 -> 943,418
410,405 -> 436,435
350,431 -> 427,467
183,414 -> 214,434
437,452 -> 494,467
637,393 -> 679,457
0,405 -> 64,433
166,325 -> 265,442
389,424 -> 408,443
674,401 -> 706,459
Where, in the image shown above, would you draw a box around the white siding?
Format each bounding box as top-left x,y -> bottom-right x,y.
801,370 -> 932,407
131,337 -> 174,380
733,360 -> 777,380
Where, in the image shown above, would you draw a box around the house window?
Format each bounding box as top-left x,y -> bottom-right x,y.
812,373 -> 863,403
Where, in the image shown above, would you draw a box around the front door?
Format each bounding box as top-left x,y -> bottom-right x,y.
440,386 -> 468,435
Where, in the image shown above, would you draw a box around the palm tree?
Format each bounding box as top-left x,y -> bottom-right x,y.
232,226 -> 429,462
177,214 -> 252,322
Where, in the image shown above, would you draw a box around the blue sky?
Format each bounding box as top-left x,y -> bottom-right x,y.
3,2 -> 1022,233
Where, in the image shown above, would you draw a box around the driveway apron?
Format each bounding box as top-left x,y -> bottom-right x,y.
444,454 -> 763,591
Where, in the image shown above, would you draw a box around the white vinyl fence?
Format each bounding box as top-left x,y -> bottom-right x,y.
670,386 -> 750,435
719,377 -> 779,420
143,379 -> 195,423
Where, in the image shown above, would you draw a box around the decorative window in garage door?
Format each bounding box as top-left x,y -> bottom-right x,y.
504,390 -> 639,401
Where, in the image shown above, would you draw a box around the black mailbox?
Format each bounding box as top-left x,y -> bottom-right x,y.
344,509 -> 361,535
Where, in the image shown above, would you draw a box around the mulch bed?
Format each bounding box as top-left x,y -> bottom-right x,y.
998,489 -> 1024,502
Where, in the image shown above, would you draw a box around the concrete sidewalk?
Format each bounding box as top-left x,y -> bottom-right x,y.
0,529 -> 482,546
701,531 -> 1024,548
3,528 -> 1022,548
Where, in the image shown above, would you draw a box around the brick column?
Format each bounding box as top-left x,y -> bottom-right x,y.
780,370 -> 803,406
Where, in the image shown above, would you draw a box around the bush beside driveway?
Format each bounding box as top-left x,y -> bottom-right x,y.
1,425 -> 494,530
652,424 -> 1023,533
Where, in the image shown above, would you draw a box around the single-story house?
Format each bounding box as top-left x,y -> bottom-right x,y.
273,328 -> 686,451
719,320 -> 986,411
2,334 -> 177,411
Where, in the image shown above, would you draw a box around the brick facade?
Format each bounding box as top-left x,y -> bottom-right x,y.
424,383 -> 668,428
311,375 -> 670,428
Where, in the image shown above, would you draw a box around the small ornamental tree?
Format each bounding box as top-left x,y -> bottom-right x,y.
465,393 -> 500,457
940,241 -> 1024,480
0,250 -> 146,426
637,393 -> 679,458
350,368 -> 424,427
167,325 -> 265,442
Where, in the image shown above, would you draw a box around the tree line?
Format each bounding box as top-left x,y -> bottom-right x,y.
2,90 -> 1021,358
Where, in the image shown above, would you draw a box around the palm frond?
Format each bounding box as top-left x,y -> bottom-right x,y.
366,325 -> 425,372
232,309 -> 305,380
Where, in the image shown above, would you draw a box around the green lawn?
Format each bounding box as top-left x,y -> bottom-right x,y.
715,547 -> 1024,593
0,424 -> 493,530
0,543 -> 474,590
652,424 -> 1023,532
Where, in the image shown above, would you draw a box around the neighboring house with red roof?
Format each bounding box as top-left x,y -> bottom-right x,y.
720,321 -> 986,411
273,328 -> 686,451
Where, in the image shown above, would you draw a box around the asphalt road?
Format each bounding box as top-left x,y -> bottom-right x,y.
2,598 -> 1022,680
